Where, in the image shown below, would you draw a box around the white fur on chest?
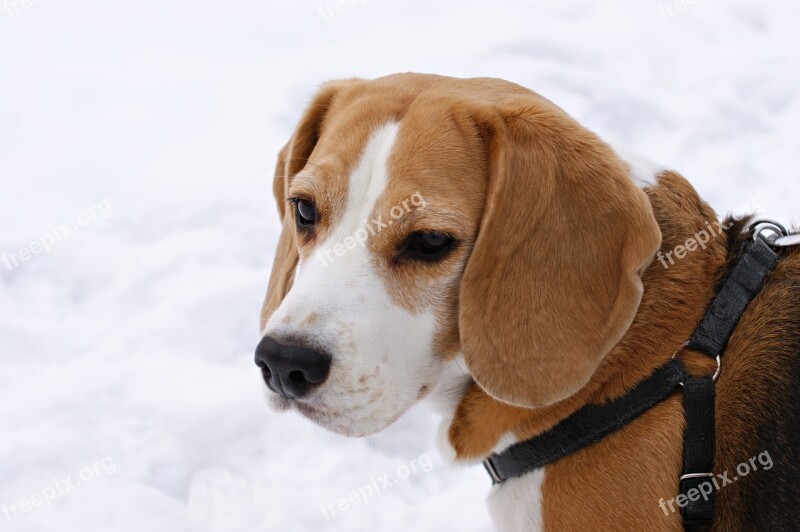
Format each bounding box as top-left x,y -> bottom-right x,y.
488,469 -> 546,532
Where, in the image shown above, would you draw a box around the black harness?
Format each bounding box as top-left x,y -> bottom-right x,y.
482,221 -> 799,531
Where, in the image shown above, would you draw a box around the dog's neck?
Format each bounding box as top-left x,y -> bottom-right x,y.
429,171 -> 730,463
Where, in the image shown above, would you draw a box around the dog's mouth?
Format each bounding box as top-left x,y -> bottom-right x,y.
265,390 -> 328,415
263,378 -> 427,438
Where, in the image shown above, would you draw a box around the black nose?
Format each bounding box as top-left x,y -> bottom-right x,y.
254,336 -> 331,399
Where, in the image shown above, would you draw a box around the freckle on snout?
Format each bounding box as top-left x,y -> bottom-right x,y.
301,313 -> 318,326
417,384 -> 429,399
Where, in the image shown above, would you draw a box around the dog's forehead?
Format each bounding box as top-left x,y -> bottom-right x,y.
300,107 -> 486,229
387,107 -> 487,206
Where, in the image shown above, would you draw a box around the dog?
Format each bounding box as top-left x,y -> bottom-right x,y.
255,73 -> 800,530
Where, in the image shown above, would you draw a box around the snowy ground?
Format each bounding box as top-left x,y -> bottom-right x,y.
1,0 -> 798,530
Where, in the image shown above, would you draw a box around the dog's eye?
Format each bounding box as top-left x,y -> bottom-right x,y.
293,199 -> 317,227
396,231 -> 456,263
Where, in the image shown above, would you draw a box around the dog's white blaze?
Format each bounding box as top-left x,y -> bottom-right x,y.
488,468 -> 546,532
264,122 -> 443,436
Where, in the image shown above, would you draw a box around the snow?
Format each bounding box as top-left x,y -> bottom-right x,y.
0,0 -> 798,530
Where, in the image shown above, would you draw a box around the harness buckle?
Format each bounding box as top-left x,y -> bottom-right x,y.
679,472 -> 716,525
680,472 -> 714,481
771,233 -> 800,248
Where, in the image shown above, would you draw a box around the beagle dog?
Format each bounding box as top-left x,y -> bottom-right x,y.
256,73 -> 800,531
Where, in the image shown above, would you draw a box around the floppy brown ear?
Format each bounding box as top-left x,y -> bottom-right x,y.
259,81 -> 355,332
459,96 -> 662,407
260,142 -> 298,332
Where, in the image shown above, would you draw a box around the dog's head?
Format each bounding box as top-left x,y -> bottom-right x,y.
256,74 -> 661,437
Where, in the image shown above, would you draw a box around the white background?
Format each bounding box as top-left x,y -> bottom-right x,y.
1,0 -> 798,530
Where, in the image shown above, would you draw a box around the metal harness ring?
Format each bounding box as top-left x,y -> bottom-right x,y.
671,341 -> 721,385
752,219 -> 788,244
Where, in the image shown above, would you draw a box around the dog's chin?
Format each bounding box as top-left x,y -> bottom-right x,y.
297,402 -> 402,437
264,389 -> 412,438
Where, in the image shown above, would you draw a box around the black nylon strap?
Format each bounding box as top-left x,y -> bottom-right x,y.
680,376 -> 716,531
678,237 -> 778,531
482,359 -> 686,483
688,238 -> 779,358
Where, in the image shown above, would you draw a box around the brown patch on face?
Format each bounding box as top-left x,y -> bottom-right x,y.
262,75 -> 442,328
366,99 -> 490,362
